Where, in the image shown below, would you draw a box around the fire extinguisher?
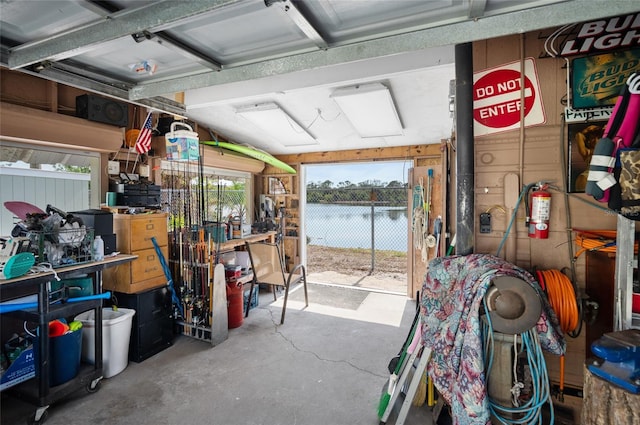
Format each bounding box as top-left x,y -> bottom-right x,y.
528,185 -> 551,239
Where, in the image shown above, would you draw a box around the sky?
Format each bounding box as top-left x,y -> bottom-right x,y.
305,160 -> 412,186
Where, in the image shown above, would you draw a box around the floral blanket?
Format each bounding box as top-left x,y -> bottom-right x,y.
420,254 -> 565,425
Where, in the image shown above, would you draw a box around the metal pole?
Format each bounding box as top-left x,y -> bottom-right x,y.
455,42 -> 474,255
370,200 -> 375,273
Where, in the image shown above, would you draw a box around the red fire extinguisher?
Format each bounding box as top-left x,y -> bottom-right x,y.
528,186 -> 551,239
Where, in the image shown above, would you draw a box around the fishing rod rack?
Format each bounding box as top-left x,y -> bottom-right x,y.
160,157 -> 252,343
169,228 -> 218,343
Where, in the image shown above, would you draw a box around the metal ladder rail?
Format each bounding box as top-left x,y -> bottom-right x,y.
395,345 -> 433,425
381,342 -> 444,425
614,215 -> 637,331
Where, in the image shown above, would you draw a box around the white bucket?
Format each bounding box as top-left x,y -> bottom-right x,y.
75,308 -> 136,378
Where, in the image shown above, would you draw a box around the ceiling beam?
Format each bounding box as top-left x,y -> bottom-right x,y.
468,0 -> 488,19
7,0 -> 241,69
145,30 -> 223,71
275,144 -> 443,165
130,0 -> 640,100
268,0 -> 328,50
77,1 -> 224,72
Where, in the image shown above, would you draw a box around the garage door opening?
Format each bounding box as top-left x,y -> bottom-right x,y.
301,161 -> 410,295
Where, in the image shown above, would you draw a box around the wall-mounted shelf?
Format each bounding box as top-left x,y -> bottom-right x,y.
259,166 -> 300,270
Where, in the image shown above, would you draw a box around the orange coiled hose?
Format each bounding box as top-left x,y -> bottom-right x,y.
539,269 -> 579,334
537,269 -> 579,398
573,230 -> 617,260
573,229 -> 638,260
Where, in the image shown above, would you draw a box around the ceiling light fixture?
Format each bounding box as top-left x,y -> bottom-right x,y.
331,82 -> 403,138
236,102 -> 316,146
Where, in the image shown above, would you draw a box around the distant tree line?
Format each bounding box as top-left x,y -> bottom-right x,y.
306,180 -> 407,206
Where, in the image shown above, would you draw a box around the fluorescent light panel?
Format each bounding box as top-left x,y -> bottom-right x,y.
331,83 -> 403,138
236,102 -> 316,146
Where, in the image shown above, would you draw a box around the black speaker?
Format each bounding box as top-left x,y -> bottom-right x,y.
76,94 -> 129,127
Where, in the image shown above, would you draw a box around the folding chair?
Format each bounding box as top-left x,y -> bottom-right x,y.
244,241 -> 308,324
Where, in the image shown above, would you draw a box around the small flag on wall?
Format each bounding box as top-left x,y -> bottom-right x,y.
135,112 -> 153,154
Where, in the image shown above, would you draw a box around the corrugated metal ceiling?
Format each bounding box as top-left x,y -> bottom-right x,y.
1,0 -> 638,154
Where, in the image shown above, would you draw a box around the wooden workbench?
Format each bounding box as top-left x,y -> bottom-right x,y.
215,231 -> 276,253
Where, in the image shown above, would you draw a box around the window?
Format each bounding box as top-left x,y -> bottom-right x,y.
0,142 -> 99,235
159,160 -> 251,232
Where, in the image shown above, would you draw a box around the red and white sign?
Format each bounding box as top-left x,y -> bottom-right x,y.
473,58 -> 546,136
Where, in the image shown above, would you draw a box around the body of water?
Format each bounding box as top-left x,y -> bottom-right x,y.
305,203 -> 408,251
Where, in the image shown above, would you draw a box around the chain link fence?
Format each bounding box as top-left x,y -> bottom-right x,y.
305,186 -> 408,275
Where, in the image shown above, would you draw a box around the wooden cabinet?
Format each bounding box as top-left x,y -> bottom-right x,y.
103,213 -> 168,294
585,251 -> 616,352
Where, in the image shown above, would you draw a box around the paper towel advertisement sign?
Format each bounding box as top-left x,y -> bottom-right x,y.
473,58 -> 546,137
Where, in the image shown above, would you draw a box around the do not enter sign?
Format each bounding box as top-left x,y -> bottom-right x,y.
474,69 -> 535,127
473,58 -> 546,136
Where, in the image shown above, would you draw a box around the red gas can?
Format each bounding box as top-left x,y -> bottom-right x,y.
226,282 -> 244,329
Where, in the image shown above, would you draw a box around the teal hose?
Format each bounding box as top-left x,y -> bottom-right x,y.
483,297 -> 554,424
496,183 -> 530,258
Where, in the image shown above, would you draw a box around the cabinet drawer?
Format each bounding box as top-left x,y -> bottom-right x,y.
115,287 -> 171,324
114,213 -> 168,252
130,247 -> 165,279
103,245 -> 168,293
130,316 -> 173,362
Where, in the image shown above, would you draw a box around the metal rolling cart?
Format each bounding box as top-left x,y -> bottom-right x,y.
0,255 -> 136,425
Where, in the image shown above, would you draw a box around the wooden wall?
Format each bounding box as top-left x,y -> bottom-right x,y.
472,32 -> 619,392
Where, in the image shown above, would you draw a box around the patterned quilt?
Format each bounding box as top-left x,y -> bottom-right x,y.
420,254 -> 565,424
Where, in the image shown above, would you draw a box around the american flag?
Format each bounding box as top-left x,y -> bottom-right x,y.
135,112 -> 153,154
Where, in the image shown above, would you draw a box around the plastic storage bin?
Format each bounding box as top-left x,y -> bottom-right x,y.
50,276 -> 93,301
74,308 -> 135,378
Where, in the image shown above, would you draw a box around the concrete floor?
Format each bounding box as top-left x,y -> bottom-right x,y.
1,283 -> 441,425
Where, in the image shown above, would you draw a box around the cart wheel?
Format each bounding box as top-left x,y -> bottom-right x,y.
29,409 -> 48,425
86,379 -> 101,393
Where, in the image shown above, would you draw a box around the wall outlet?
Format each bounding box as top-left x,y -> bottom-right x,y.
479,212 -> 491,233
138,164 -> 150,178
107,161 -> 120,175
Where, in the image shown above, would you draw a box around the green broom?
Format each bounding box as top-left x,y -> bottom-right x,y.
377,308 -> 421,419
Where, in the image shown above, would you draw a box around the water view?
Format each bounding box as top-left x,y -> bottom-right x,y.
305,203 -> 408,252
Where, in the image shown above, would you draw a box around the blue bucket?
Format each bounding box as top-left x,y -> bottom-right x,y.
35,328 -> 82,387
